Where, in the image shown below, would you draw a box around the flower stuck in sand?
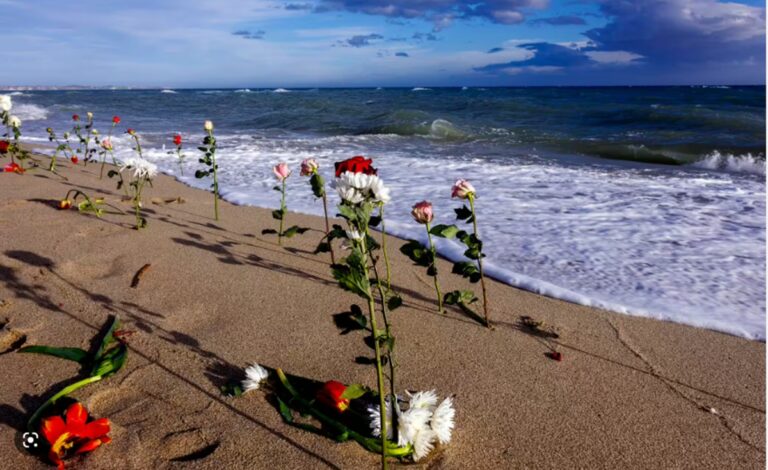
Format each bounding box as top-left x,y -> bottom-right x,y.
264,161 -> 308,245
0,94 -> 11,112
300,157 -> 319,176
120,136 -> 158,230
8,115 -> 21,129
316,380 -> 351,413
173,133 -> 182,146
112,116 -> 121,124
411,201 -> 434,225
100,138 -> 113,151
168,133 -> 185,175
451,179 -> 475,200
0,140 -> 9,154
402,201 -> 444,312
204,120 -> 214,131
70,156 -> 79,165
273,162 -> 291,181
242,363 -> 270,392
72,114 -> 80,122
301,158 -> 336,263
41,402 -> 112,470
195,121 -> 221,220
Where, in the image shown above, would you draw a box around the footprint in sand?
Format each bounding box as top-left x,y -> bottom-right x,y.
0,319 -> 27,354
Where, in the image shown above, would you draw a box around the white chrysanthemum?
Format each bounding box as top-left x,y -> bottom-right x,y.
121,157 -> 158,180
242,363 -> 269,392
411,427 -> 437,461
369,176 -> 391,204
0,94 -> 11,112
367,402 -> 394,440
407,390 -> 438,411
8,115 -> 21,128
430,397 -> 455,444
334,171 -> 391,204
397,405 -> 432,447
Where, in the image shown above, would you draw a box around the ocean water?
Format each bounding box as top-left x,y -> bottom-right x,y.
6,87 -> 766,340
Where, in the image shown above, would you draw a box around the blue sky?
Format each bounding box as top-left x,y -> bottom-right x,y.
0,0 -> 764,87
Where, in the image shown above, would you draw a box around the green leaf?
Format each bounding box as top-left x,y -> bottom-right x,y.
195,170 -> 209,179
331,250 -> 372,300
273,185 -> 282,192
369,215 -> 381,227
452,261 -> 481,283
340,383 -> 368,400
197,146 -> 208,152
220,380 -> 244,397
282,226 -> 309,238
271,209 -> 284,220
309,173 -> 325,198
262,229 -> 278,235
444,289 -> 478,305
277,396 -> 295,422
387,294 -> 403,311
429,224 -> 460,239
17,346 -> 89,364
400,240 -> 432,268
314,241 -> 331,254
455,205 -> 473,221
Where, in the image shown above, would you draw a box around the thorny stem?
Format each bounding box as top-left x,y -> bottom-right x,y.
468,195 -> 491,327
425,221 -> 444,313
321,191 -> 336,264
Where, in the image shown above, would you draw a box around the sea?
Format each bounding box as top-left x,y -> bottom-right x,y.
5,86 -> 766,340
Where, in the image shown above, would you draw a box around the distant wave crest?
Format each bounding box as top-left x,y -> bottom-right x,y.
691,151 -> 766,176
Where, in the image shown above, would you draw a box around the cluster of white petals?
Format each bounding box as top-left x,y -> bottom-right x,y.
242,363 -> 270,392
120,157 -> 158,180
9,115 -> 21,128
0,94 -> 11,112
334,171 -> 391,205
367,390 -> 455,461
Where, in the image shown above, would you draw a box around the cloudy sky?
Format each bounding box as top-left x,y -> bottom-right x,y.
0,0 -> 764,87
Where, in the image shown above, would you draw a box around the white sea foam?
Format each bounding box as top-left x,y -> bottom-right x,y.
12,103 -> 49,120
691,151 -> 765,176
412,87 -> 432,91
235,88 -> 252,93
119,132 -> 765,340
273,88 -> 291,93
161,89 -> 177,94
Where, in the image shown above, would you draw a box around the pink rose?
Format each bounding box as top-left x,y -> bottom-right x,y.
411,200 -> 434,224
273,162 -> 291,181
300,158 -> 319,176
451,179 -> 475,199
100,138 -> 113,151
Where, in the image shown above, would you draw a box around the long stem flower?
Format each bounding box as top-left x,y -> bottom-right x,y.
425,221 -> 444,313
196,121 -> 220,220
467,194 -> 490,326
301,158 -> 336,263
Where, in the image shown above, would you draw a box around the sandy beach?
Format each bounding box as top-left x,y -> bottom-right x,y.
0,156 -> 764,469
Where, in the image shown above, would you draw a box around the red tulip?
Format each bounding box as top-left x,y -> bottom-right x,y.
0,140 -> 9,154
72,114 -> 79,121
40,402 -> 111,470
112,116 -> 121,124
334,156 -> 377,177
3,162 -> 24,173
71,156 -> 79,165
59,200 -> 73,210
316,380 -> 350,413
173,134 -> 182,146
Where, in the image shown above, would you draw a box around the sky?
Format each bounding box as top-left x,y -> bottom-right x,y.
0,0 -> 764,87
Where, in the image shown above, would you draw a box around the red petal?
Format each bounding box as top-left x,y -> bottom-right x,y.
82,418 -> 111,439
40,416 -> 66,444
66,403 -> 88,427
74,438 -> 104,455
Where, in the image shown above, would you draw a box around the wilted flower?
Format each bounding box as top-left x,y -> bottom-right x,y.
100,138 -> 113,151
173,134 -> 182,146
204,120 -> 214,131
273,162 -> 291,181
316,381 -> 350,413
411,201 -> 434,224
242,363 -> 269,392
121,157 -> 158,179
300,158 -> 319,176
40,402 -> 111,470
0,94 -> 11,112
58,200 -> 73,210
112,116 -> 121,124
451,179 -> 475,199
8,115 -> 21,128
430,397 -> 455,444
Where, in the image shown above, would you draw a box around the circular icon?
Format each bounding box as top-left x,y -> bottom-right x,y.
22,432 -> 39,449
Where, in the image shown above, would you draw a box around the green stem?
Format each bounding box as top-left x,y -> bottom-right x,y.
360,233 -> 389,470
468,196 -> 490,327
27,375 -> 102,431
379,205 -> 392,291
321,191 -> 336,264
425,221 -> 444,313
209,130 -> 220,221
278,179 -> 286,246
368,237 -> 396,405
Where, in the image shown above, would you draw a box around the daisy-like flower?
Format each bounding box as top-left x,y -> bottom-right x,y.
411,426 -> 437,461
367,401 -> 394,440
0,94 -> 11,112
242,363 -> 269,392
430,397 -> 455,444
397,405 -> 432,447
407,390 -> 438,411
9,115 -> 21,128
121,157 -> 158,180
334,172 -> 391,205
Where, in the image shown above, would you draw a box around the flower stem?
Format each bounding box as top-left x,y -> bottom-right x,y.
379,205 -> 392,291
321,192 -> 336,264
425,222 -> 444,313
27,375 -> 102,431
360,235 -> 389,470
279,179 -> 286,246
209,130 -> 219,221
468,195 -> 490,327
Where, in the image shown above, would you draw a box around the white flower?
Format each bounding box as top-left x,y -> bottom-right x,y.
9,115 -> 21,128
0,94 -> 11,112
334,171 -> 391,205
411,427 -> 437,461
204,120 -> 214,131
369,176 -> 391,204
397,405 -> 432,447
121,157 -> 158,180
430,397 -> 455,444
407,390 -> 438,411
242,363 -> 269,392
86,111 -> 93,121
368,402 -> 394,440
345,229 -> 363,241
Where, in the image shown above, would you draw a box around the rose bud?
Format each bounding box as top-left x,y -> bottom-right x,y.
126,128 -> 135,135
411,200 -> 434,224
316,380 -> 350,413
451,179 -> 476,199
72,114 -> 80,121
71,156 -> 79,164
86,111 -> 93,121
300,158 -> 318,176
112,115 -> 121,124
273,162 -> 291,181
100,138 -> 113,151
58,199 -> 73,210
204,120 -> 214,132
173,134 -> 182,146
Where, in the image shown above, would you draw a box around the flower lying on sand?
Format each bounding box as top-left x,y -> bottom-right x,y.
368,391 -> 455,461
3,162 -> 24,173
242,363 -> 269,392
58,199 -> 73,210
316,380 -> 351,413
40,402 -> 111,470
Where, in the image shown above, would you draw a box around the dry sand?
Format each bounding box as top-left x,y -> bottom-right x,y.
0,156 -> 764,469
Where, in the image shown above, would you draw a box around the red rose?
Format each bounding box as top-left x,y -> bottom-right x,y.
316,380 -> 350,413
334,156 -> 377,177
126,128 -> 135,135
3,162 -> 24,173
72,114 -> 79,121
0,140 -> 9,154
173,134 -> 182,146
112,116 -> 121,124
71,156 -> 79,164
